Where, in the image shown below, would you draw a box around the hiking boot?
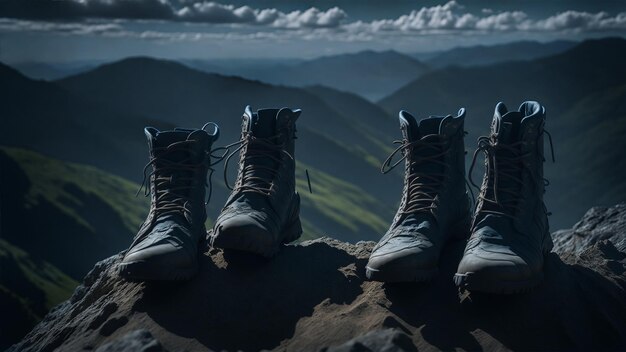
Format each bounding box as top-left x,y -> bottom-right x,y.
119,124 -> 219,281
366,109 -> 472,282
454,101 -> 554,294
209,106 -> 302,257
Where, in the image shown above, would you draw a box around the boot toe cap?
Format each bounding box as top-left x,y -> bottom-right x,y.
366,241 -> 438,282
454,247 -> 543,293
120,244 -> 197,281
456,250 -> 533,281
120,225 -> 198,281
123,242 -> 192,266
211,214 -> 275,256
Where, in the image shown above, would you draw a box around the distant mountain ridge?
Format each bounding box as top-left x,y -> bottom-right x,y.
12,40 -> 576,102
184,50 -> 430,101
419,39 -> 577,68
10,61 -> 97,80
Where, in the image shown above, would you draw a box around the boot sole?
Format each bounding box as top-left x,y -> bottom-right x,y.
453,271 -> 543,294
118,260 -> 198,282
366,265 -> 438,283
210,217 -> 302,258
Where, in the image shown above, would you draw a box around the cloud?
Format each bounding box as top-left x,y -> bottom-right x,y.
352,1 -> 626,33
0,0 -> 175,20
271,7 -> 346,28
176,2 -> 346,28
475,11 -> 527,31
530,10 -> 626,31
0,0 -> 347,28
0,18 -> 124,35
1,0 -> 625,45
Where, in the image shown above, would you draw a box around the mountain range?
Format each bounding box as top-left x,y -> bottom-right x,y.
1,36 -> 625,348
13,40 -> 577,102
417,40 -> 577,68
185,50 -> 430,101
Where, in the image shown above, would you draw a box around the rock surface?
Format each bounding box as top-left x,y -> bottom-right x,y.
552,203 -> 626,255
322,329 -> 417,352
94,330 -> 166,352
9,204 -> 626,352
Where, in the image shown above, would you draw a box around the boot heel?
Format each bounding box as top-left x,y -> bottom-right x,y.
543,231 -> 554,254
281,217 -> 302,244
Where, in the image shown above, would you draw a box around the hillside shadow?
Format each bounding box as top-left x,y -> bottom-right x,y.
134,241 -> 366,351
383,241 -> 626,351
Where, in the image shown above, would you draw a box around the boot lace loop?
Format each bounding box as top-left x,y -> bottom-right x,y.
221,131 -> 294,196
136,140 -> 212,219
382,137 -> 449,215
469,135 -> 527,218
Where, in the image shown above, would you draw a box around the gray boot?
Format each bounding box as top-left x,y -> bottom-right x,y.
209,106 -> 302,257
366,109 -> 472,282
455,101 -> 554,294
119,124 -> 219,281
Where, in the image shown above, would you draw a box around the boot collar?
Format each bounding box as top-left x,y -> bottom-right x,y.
399,108 -> 465,142
492,101 -> 545,143
243,105 -> 301,139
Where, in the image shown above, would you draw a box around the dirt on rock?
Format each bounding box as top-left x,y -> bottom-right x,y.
9,205 -> 626,352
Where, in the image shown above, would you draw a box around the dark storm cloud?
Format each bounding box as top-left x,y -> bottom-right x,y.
0,0 -> 175,21
0,0 -> 347,28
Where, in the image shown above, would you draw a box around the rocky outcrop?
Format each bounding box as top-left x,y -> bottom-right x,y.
9,205 -> 626,352
552,203 -> 626,256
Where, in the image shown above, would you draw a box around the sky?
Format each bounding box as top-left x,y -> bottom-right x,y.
0,0 -> 625,63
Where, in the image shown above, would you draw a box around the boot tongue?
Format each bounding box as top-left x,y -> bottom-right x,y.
484,109 -> 524,214
150,130 -> 189,149
411,117 -> 446,177
186,129 -> 210,156
145,128 -> 206,163
417,117 -> 444,137
495,111 -> 522,144
250,109 -> 279,138
237,108 -> 281,201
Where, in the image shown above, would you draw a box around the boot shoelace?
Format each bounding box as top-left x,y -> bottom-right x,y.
382,137 -> 449,215
220,131 -> 313,196
136,140 -> 220,219
468,131 -> 555,219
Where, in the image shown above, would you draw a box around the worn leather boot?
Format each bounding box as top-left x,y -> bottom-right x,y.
455,101 -> 554,294
366,109 -> 472,282
209,106 -> 302,257
119,124 -> 219,281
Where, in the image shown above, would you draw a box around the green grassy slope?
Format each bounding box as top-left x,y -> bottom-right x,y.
6,147 -> 149,234
0,239 -> 78,350
297,163 -> 391,242
0,146 -> 147,279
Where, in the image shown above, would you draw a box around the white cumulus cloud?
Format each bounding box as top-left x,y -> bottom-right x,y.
176,2 -> 346,28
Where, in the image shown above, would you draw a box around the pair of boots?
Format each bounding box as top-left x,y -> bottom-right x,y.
119,106 -> 302,281
366,101 -> 553,294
